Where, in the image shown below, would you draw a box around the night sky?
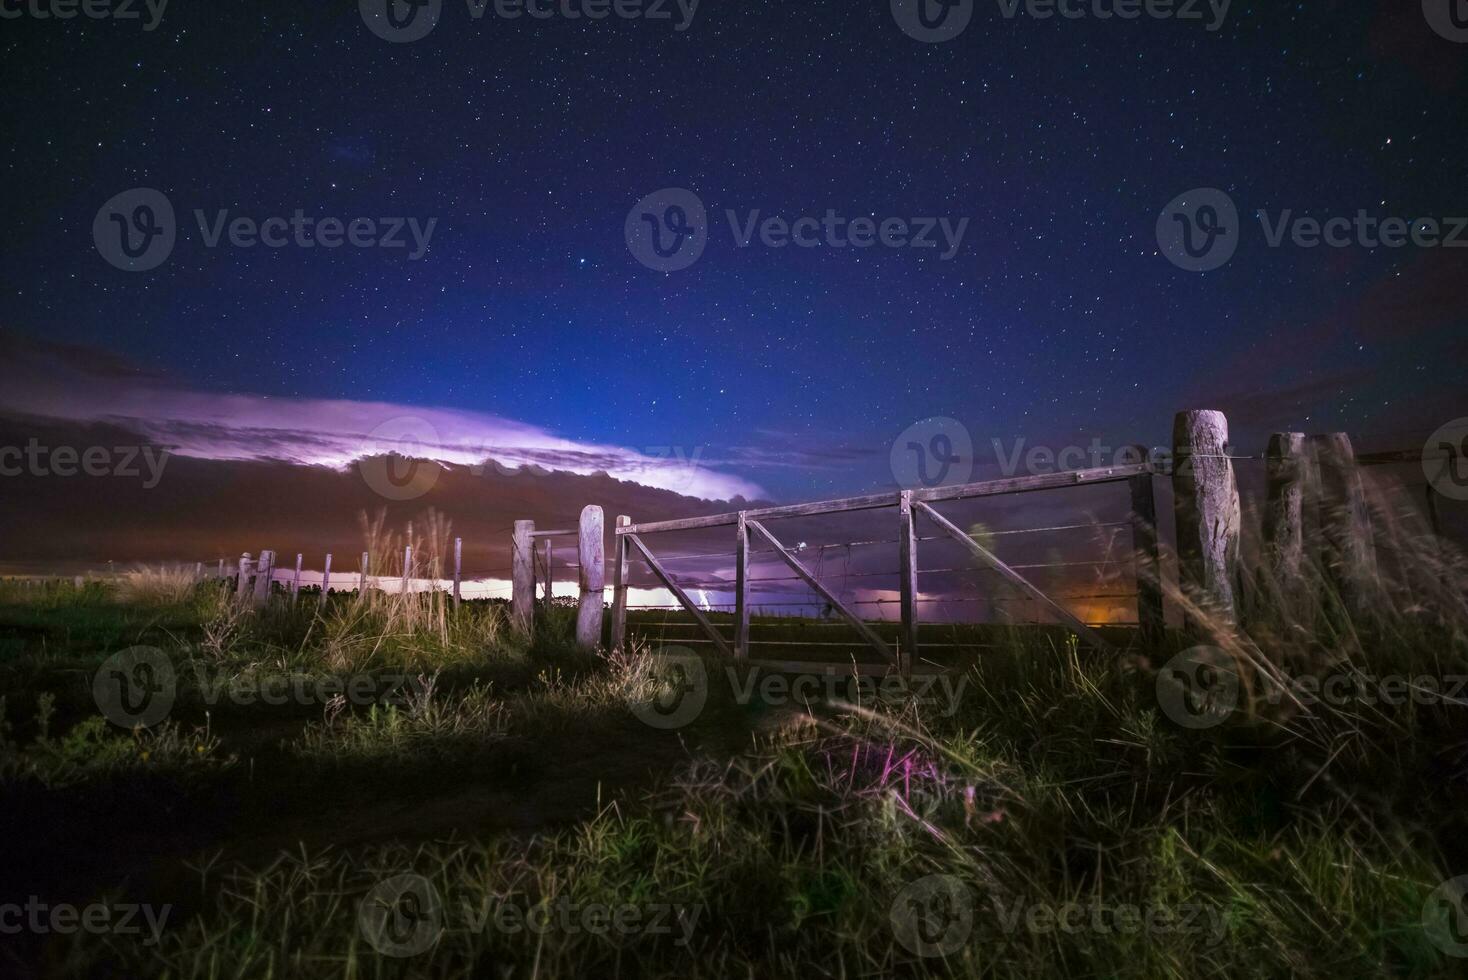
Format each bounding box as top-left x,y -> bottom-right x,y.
3,0 -> 1467,506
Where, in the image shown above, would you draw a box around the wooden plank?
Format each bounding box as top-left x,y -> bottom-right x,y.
511,521 -> 534,634
530,529 -> 576,538
898,491 -> 918,677
610,515 -> 631,650
617,462 -> 1155,536
912,500 -> 1113,652
576,505 -> 605,650
625,533 -> 733,657
745,519 -> 897,664
734,513 -> 750,658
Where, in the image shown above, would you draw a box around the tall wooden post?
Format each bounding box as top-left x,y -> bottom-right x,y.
610,515 -> 630,650
1264,433 -> 1308,581
453,537 -> 463,607
734,512 -> 750,658
1127,448 -> 1164,647
359,552 -> 369,594
236,553 -> 253,600
1310,432 -> 1378,614
252,550 -> 275,607
1172,410 -> 1242,629
576,506 -> 605,650
898,491 -> 919,676
320,553 -> 332,605
542,539 -> 553,601
402,545 -> 412,595
291,553 -> 303,601
512,520 -> 535,636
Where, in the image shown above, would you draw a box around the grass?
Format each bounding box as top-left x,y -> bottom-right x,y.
2,498 -> 1468,978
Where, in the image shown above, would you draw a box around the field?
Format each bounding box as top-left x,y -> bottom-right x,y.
3,536 -> 1468,979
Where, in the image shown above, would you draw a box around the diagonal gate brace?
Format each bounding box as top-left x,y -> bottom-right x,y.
745,519 -> 897,664
911,500 -> 1113,652
624,533 -> 734,657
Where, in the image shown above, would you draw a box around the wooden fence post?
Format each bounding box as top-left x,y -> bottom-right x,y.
899,490 -> 919,676
320,553 -> 332,605
610,515 -> 630,650
734,512 -> 750,658
576,506 -> 605,650
252,550 -> 275,607
236,553 -> 253,600
512,520 -> 535,636
360,552 -> 369,594
1172,410 -> 1242,629
543,539 -> 553,601
453,537 -> 462,607
291,553 -> 303,601
1127,448 -> 1164,647
1264,433 -> 1309,590
402,545 -> 412,595
217,558 -> 225,580
1310,432 -> 1379,614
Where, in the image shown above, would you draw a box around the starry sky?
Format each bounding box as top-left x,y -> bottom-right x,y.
3,0 -> 1466,505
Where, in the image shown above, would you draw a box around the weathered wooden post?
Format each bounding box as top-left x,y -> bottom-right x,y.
320,553 -> 332,605
402,545 -> 412,595
609,516 -> 631,650
216,558 -> 225,580
734,512 -> 750,658
1127,448 -> 1165,647
452,537 -> 462,607
575,506 -> 605,650
542,539 -> 553,601
252,550 -> 275,607
1310,432 -> 1379,615
236,553 -> 253,600
1172,410 -> 1242,629
291,553 -> 303,601
898,491 -> 919,675
359,552 -> 369,594
512,520 -> 535,636
1264,433 -> 1309,581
